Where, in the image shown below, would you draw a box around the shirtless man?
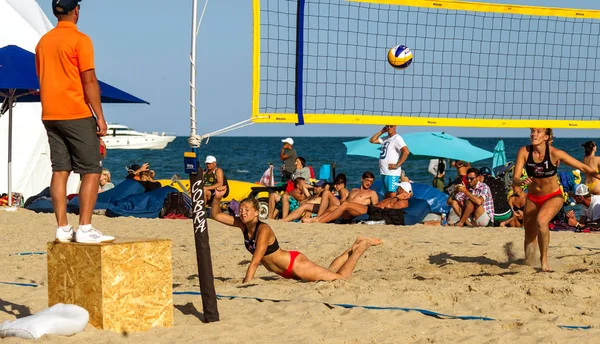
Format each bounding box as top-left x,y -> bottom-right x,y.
303,171 -> 379,223
315,174 -> 350,217
268,177 -> 310,219
305,181 -> 412,224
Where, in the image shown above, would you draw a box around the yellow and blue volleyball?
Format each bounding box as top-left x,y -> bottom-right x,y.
387,45 -> 413,70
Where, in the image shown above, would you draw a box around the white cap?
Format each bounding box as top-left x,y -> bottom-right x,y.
575,184 -> 590,196
399,181 -> 412,193
205,155 -> 216,164
282,137 -> 294,145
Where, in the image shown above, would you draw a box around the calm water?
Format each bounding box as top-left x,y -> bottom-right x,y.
102,136 -> 597,187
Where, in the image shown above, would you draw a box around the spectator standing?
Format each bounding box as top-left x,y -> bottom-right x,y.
36,0 -> 113,243
369,125 -> 410,198
280,138 -> 297,182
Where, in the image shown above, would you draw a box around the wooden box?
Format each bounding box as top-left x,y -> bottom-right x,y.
47,239 -> 173,332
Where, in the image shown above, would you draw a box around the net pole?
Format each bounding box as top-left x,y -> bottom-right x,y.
188,0 -> 219,323
294,0 -> 306,125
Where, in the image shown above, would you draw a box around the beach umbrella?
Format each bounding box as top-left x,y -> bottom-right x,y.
491,139 -> 506,176
343,132 -> 493,163
0,44 -> 148,206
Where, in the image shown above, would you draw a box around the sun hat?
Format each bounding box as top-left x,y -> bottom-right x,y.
205,155 -> 217,164
282,138 -> 294,145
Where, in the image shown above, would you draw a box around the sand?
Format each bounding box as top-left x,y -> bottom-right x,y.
1,209 -> 600,343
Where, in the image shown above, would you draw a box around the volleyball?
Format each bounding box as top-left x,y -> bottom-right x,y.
387,45 -> 413,69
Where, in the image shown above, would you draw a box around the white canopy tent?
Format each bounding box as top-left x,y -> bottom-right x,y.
0,0 -> 80,203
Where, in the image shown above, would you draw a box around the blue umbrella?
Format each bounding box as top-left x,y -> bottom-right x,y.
344,132 -> 493,162
0,44 -> 148,206
491,139 -> 506,176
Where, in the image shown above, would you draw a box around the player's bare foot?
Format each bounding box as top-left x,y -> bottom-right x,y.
365,237 -> 383,246
541,259 -> 553,272
301,217 -> 318,223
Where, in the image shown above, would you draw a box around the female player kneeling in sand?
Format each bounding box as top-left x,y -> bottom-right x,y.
211,188 -> 382,283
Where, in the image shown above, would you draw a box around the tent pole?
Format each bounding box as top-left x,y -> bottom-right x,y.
7,92 -> 13,207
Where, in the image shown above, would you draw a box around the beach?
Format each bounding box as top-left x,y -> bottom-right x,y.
1,209 -> 600,343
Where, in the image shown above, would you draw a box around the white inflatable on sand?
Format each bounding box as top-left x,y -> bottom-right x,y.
0,303 -> 89,339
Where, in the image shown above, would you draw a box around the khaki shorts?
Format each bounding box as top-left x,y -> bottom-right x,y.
43,117 -> 102,175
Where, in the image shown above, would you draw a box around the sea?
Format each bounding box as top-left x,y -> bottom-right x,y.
102,136 -> 595,187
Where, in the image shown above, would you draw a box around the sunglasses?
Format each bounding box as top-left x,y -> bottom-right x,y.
466,177 -> 476,181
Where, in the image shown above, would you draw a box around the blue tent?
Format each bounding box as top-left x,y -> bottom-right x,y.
0,44 -> 148,206
344,132 -> 493,163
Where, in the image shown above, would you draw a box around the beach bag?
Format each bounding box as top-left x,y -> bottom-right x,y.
159,192 -> 192,219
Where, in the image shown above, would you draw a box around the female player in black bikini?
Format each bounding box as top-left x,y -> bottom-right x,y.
210,188 -> 382,283
513,128 -> 600,271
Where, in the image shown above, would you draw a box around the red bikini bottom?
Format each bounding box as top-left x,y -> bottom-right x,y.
527,189 -> 562,208
278,250 -> 300,279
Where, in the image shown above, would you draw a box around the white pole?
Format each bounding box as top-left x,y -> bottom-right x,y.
7,92 -> 13,207
189,0 -> 199,141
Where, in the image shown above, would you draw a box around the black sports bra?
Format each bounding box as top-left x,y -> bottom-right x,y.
525,143 -> 557,179
243,221 -> 279,255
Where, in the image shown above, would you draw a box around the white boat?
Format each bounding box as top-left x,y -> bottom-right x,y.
102,123 -> 176,150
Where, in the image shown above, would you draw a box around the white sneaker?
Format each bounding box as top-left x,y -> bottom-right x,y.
75,226 -> 115,244
55,226 -> 74,243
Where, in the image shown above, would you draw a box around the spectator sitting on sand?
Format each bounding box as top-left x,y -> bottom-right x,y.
566,184 -> 600,230
341,171 -> 379,206
313,174 -> 350,218
303,172 -> 379,223
303,182 -> 412,224
448,167 -> 494,227
126,163 -> 150,181
138,170 -> 162,192
500,185 -> 527,228
268,177 -> 310,219
281,180 -> 328,222
211,187 -> 382,282
98,168 -> 114,193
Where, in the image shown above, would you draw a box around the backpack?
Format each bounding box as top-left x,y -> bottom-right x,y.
159,192 -> 192,219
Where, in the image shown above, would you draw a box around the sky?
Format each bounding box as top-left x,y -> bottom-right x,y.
35,0 -> 600,138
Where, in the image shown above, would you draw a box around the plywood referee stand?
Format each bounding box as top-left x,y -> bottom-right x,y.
47,239 -> 173,332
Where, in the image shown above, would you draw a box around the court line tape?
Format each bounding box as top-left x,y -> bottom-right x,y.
9,252 -> 46,256
173,291 -> 591,329
0,282 -> 591,329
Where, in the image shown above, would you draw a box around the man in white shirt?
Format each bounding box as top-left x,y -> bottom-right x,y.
567,184 -> 600,229
369,125 -> 410,198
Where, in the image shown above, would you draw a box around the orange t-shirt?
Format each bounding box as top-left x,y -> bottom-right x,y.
35,21 -> 95,121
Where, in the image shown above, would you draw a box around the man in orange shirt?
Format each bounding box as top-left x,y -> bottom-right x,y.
36,0 -> 114,243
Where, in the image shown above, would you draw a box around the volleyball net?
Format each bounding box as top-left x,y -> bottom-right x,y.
252,0 -> 600,128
